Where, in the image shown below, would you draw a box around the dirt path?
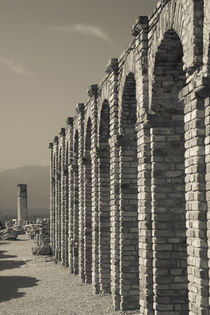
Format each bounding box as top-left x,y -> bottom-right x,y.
0,235 -> 123,315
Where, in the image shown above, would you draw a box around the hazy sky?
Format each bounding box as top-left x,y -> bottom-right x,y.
0,0 -> 157,171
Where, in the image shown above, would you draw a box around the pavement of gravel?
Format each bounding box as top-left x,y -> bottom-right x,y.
0,235 -> 139,315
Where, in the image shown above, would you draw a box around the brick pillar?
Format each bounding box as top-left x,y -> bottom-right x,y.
205,95 -> 210,310
76,103 -> 85,281
150,112 -> 188,313
83,118 -> 92,283
183,78 -> 209,314
192,77 -> 210,313
67,118 -> 74,272
49,142 -> 54,254
132,16 -> 154,314
64,117 -> 73,268
98,100 -> 111,293
136,116 -> 153,315
72,129 -> 79,274
59,128 -> 65,265
53,136 -> 59,260
105,59 -> 121,309
88,85 -> 100,294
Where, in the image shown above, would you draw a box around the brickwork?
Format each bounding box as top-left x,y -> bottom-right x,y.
49,0 -> 210,313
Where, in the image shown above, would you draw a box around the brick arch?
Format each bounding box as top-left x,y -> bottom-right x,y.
203,0 -> 210,74
149,1 -> 186,76
119,50 -> 146,121
98,99 -> 111,293
119,53 -> 136,119
84,118 -> 92,283
151,28 -> 188,313
119,72 -> 139,310
148,0 -> 198,108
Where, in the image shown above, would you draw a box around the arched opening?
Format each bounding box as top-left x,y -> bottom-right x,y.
98,100 -> 111,293
84,118 -> 92,283
151,29 -> 188,312
73,130 -> 79,274
119,73 -> 139,310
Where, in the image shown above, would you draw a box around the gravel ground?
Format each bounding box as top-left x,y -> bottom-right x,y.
0,235 -> 128,315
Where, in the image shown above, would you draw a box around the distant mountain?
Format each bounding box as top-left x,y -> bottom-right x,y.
0,165 -> 50,220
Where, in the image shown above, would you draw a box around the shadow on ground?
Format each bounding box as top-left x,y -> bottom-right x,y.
16,238 -> 29,242
0,259 -> 27,271
0,276 -> 39,302
0,250 -> 17,259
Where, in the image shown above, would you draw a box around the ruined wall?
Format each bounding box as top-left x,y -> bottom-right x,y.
49,0 -> 210,313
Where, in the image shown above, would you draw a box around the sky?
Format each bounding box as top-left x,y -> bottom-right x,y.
0,0 -> 158,172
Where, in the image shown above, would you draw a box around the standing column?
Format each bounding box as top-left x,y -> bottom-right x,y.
105,58 -> 120,309
64,117 -> 73,267
59,128 -> 66,265
53,136 -> 59,260
184,79 -> 209,314
49,142 -> 54,253
195,77 -> 210,312
67,118 -> 74,272
76,103 -> 85,281
17,184 -> 28,225
88,85 -> 100,294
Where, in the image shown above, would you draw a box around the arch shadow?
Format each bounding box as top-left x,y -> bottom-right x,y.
0,276 -> 39,303
0,260 -> 27,271
0,250 -> 17,259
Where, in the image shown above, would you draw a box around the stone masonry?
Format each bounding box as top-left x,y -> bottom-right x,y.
49,0 -> 210,313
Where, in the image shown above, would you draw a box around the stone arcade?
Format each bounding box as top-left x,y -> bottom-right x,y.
49,0 -> 210,313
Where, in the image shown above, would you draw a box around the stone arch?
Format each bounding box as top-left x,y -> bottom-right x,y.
84,117 -> 92,283
151,29 -> 188,312
98,99 -> 111,293
119,72 -> 139,310
73,130 -> 79,274
148,0 -> 203,106
203,0 -> 210,74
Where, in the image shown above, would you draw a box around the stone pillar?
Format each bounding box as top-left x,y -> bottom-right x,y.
72,128 -> 79,274
76,103 -> 85,281
98,100 -> 111,293
205,95 -> 210,311
67,118 -> 74,272
64,117 -> 73,268
105,58 -> 121,309
59,128 -> 65,265
194,76 -> 210,313
83,118 -> 92,284
205,96 -> 210,311
53,136 -> 59,260
183,78 -> 209,314
17,184 -> 28,224
132,16 -> 154,314
49,142 -> 54,254
88,85 -> 100,294
136,115 -> 153,315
